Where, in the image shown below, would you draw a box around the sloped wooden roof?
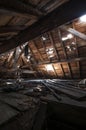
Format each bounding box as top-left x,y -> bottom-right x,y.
0,0 -> 86,79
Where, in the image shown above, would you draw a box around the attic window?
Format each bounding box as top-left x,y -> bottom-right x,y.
46,64 -> 53,71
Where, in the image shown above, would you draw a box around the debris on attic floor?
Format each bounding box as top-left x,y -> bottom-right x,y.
0,79 -> 86,129
78,79 -> 86,88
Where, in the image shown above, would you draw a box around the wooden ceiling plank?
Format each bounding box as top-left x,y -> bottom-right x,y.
0,0 -> 43,18
42,0 -> 68,13
23,57 -> 86,67
58,29 -> 73,78
28,44 -> 37,64
0,9 -> 37,19
48,32 -> 66,78
59,64 -> 65,78
32,41 -> 44,61
41,38 -> 50,61
48,32 -> 59,60
21,51 -> 37,78
72,23 -> 81,79
52,64 -> 58,77
0,25 -> 27,33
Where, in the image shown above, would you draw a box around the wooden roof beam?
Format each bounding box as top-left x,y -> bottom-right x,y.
24,57 -> 86,67
0,0 -> 43,18
32,41 -> 44,62
50,57 -> 86,65
0,25 -> 27,33
62,26 -> 86,41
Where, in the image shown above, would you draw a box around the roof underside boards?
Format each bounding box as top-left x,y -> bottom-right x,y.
0,0 -> 85,79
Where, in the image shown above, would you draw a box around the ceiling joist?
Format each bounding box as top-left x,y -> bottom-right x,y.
0,0 -> 43,18
0,25 -> 27,33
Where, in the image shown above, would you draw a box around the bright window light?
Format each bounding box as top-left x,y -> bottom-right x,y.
80,14 -> 86,22
42,36 -> 46,41
18,48 -> 21,52
46,65 -> 53,71
27,55 -> 30,59
62,34 -> 73,41
71,42 -> 76,45
6,82 -> 13,85
67,46 -> 70,49
67,34 -> 73,39
17,65 -> 20,68
49,48 -> 53,51
47,50 -> 53,54
62,37 -> 68,41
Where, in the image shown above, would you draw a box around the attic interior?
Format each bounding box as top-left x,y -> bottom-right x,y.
0,0 -> 86,130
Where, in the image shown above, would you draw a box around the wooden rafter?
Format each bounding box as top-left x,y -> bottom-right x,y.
60,64 -> 65,78
41,38 -> 50,61
7,50 -> 15,68
32,41 -> 44,62
48,32 -> 59,60
52,64 -> 58,77
41,0 -> 68,13
62,26 -> 86,41
48,32 -> 64,77
72,23 -> 81,78
58,29 -> 73,78
28,44 -> 37,64
0,0 -> 43,18
19,57 -> 86,67
21,54 -> 37,77
0,25 -> 27,33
